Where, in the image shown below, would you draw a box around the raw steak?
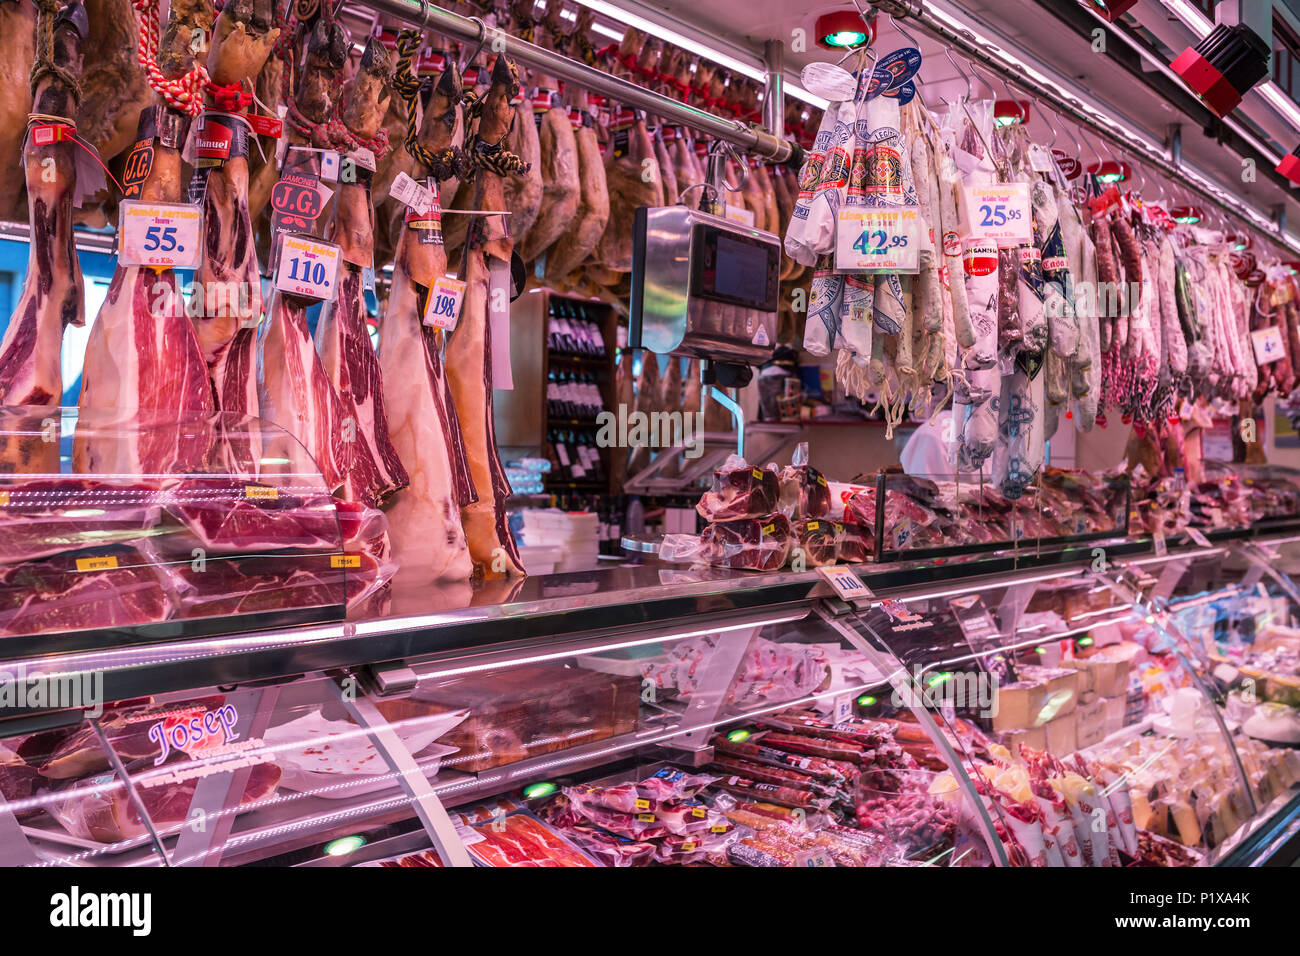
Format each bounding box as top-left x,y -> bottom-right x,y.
700,514 -> 792,571
315,38 -> 409,507
157,476 -> 340,555
0,545 -> 169,637
0,1 -> 86,474
544,118 -> 609,282
445,55 -> 525,576
0,477 -> 163,565
51,759 -> 280,842
697,456 -> 779,521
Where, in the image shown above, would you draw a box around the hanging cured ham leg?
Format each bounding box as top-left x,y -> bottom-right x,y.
191,0 -> 279,473
446,54 -> 530,577
75,0 -> 216,476
315,37 -> 408,506
0,0 -> 86,474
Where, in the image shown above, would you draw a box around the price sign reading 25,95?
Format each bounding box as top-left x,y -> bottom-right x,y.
274,233 -> 341,301
963,183 -> 1032,245
835,207 -> 921,273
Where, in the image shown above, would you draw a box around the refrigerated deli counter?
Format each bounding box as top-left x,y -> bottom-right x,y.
3,510 -> 1300,869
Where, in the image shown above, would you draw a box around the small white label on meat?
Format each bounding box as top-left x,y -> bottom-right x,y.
320,150 -> 341,182
390,171 -> 436,214
752,324 -> 770,346
424,275 -> 467,331
836,206 -> 921,274
1028,143 -> 1055,173
118,201 -> 203,270
1251,326 -> 1286,365
274,233 -> 341,301
962,183 -> 1032,245
348,147 -> 377,172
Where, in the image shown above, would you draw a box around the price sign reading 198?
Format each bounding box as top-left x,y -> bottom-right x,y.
274,233 -> 341,301
835,207 -> 921,273
963,183 -> 1032,244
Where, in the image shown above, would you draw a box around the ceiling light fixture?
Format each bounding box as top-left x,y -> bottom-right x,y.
815,11 -> 874,50
993,99 -> 1031,126
1171,21 -> 1271,116
1087,159 -> 1132,183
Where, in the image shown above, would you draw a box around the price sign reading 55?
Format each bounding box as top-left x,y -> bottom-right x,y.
835,207 -> 921,273
963,183 -> 1032,245
274,233 -> 341,301
118,200 -> 202,269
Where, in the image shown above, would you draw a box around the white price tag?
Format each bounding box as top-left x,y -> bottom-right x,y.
274,233 -> 340,301
320,150 -> 341,182
833,695 -> 853,723
723,204 -> 755,227
423,275 -> 466,330
1028,143 -> 1054,173
1153,531 -> 1167,556
962,183 -> 1032,245
390,171 -> 435,214
347,147 -> 377,173
1186,527 -> 1212,548
835,207 -> 921,273
118,201 -> 202,269
818,566 -> 874,602
1251,326 -> 1285,365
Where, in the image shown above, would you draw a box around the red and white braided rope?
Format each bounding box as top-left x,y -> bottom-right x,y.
132,0 -> 210,116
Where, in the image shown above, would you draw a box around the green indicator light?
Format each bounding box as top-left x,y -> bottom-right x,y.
823,30 -> 868,47
857,695 -> 877,706
1078,636 -> 1094,647
927,672 -> 954,687
522,781 -> 558,799
324,835 -> 366,857
727,728 -> 752,742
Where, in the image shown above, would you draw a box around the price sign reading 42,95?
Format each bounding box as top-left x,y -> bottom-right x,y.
275,233 -> 341,301
963,183 -> 1032,245
118,201 -> 202,269
836,207 -> 921,273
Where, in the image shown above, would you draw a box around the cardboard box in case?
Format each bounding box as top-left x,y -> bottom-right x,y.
1044,712 -> 1077,755
1076,698 -> 1107,749
1001,724 -> 1047,752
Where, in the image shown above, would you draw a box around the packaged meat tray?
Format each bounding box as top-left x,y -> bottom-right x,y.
696,455 -> 780,521
464,809 -> 599,867
411,663 -> 640,772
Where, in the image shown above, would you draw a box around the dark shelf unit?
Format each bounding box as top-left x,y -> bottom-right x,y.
542,293 -> 618,495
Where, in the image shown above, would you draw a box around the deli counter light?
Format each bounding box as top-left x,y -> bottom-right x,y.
323,835 -> 367,857
522,781 -> 558,800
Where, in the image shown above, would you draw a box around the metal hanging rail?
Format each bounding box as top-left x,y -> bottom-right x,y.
358,0 -> 799,163
875,0 -> 1300,257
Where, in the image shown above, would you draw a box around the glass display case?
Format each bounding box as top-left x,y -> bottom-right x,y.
2,524 -> 1298,867
0,406 -> 392,653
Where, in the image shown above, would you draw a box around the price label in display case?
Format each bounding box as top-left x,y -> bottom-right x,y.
835,207 -> 921,273
818,566 -> 874,603
962,183 -> 1032,245
275,233 -> 341,301
118,201 -> 203,269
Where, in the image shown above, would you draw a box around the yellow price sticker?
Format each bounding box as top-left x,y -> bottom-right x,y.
761,523 -> 775,535
0,491 -> 9,506
691,807 -> 707,818
634,798 -> 650,810
636,813 -> 656,823
751,468 -> 763,480
710,825 -> 728,833
330,554 -> 362,569
245,485 -> 279,499
76,555 -> 119,572
681,842 -> 697,852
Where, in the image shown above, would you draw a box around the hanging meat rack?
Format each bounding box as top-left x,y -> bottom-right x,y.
872,0 -> 1300,260
357,0 -> 798,163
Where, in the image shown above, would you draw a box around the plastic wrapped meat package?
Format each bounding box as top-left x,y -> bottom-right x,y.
777,443 -> 833,519
696,455 -> 781,521
640,635 -> 828,708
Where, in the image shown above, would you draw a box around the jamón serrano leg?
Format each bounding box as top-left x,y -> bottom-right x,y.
316,37 -> 409,506
0,0 -> 86,474
192,0 -> 279,472
446,55 -> 528,576
75,0 -> 215,475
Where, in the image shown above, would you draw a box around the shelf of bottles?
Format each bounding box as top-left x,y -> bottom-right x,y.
544,294 -> 617,496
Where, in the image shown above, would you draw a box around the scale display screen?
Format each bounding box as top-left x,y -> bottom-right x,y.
690,223 -> 779,311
